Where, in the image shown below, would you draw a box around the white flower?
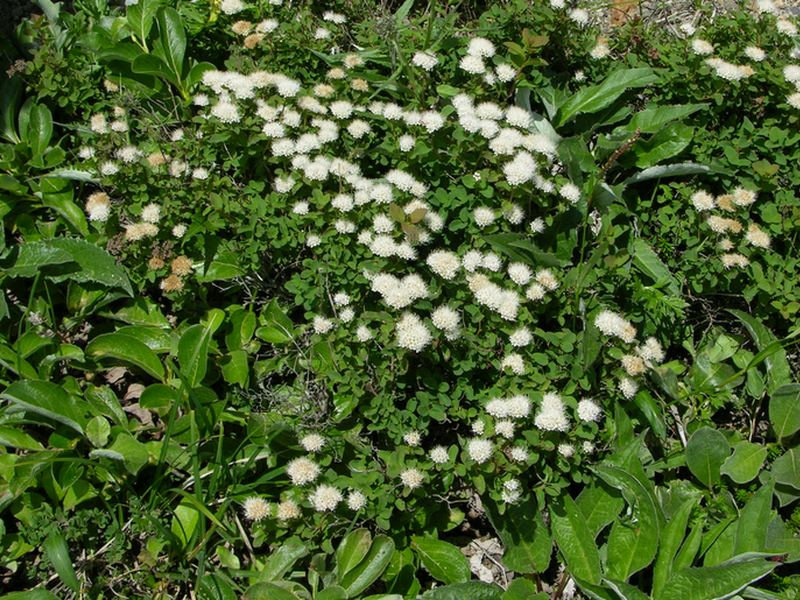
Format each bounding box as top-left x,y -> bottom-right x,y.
403,431 -> 422,446
530,217 -> 545,233
495,420 -> 515,439
211,97 -> 240,123
496,63 -> 516,82
536,269 -> 558,291
558,443 -> 575,458
412,51 -> 438,71
636,337 -> 665,364
559,183 -> 581,203
460,55 -> 485,74
503,151 -> 537,186
356,325 -> 372,342
510,446 -> 528,462
347,120 -> 372,139
256,19 -> 278,33
314,27 -> 331,40
430,446 -> 449,464
309,484 -> 343,512
568,8 -> 589,25
507,263 -> 532,286
691,191 -> 715,211
115,146 -> 142,164
300,434 -> 325,453
347,491 -> 367,511
339,308 -> 355,323
474,207 -> 496,228
732,187 -> 756,207
220,0 -> 245,14
590,42 -> 611,59
306,234 -> 321,248
395,312 -> 432,352
501,479 -> 521,504
787,93 -> 800,109
582,441 -> 595,454
99,161 -> 119,176
509,327 -> 532,347
746,224 -> 771,248
534,393 -> 570,432
471,420 -> 485,436
141,203 -> 161,223
574,70 -> 586,82
526,283 -> 546,301
323,10 -> 346,24
744,46 -> 766,62
431,306 -> 460,332
286,457 -> 320,485
468,37 -> 495,58
467,439 -> 493,463
399,135 -> 415,151
243,497 -> 270,521
427,250 -> 460,279
691,39 -> 714,56
172,224 -> 187,238
577,399 -> 602,422
313,315 -> 334,334
619,377 -> 639,399
594,310 -> 637,343
191,167 -> 209,180
293,201 -> 310,215
777,18 -> 798,36
276,499 -> 301,521
501,353 -> 525,374
400,468 -> 424,489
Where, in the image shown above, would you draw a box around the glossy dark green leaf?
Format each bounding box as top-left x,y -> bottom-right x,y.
412,536 -> 469,585
550,495 -> 601,585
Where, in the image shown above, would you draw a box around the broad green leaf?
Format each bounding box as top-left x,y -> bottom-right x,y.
768,384 -> 800,440
614,103 -> 707,135
604,579 -> 652,600
110,298 -> 171,328
86,416 -> 111,447
485,497 -> 551,573
484,233 -> 568,268
729,309 -> 791,393
595,465 -> 661,580
721,442 -> 767,484
734,484 -> 775,555
634,124 -> 693,168
1,77 -> 23,143
340,535 -> 395,596
225,309 -> 256,351
243,583 -> 300,600
170,502 -> 200,549
86,332 -> 165,380
502,579 -> 545,600
623,162 -> 716,186
114,325 -> 173,353
0,426 -> 45,451
421,582 -> 503,600
139,384 -> 179,412
771,447 -> 800,491
686,427 -> 731,488
8,238 -> 133,295
0,591 -> 60,600
411,536 -> 469,585
127,0 -> 161,47
576,483 -> 625,538
132,54 -> 179,87
26,104 -> 53,158
178,324 -> 212,387
39,177 -> 88,236
196,573 -> 237,600
154,7 -> 186,83
43,532 -> 80,594
653,497 -> 698,598
2,380 -> 88,434
631,239 -> 680,294
336,528 -> 373,581
557,67 -> 659,126
673,521 -> 703,571
108,433 -> 149,474
550,495 -> 602,585
0,342 -> 38,379
316,586 -> 347,600
196,250 -> 244,282
221,350 -> 249,387
261,537 -> 308,581
657,554 -> 777,600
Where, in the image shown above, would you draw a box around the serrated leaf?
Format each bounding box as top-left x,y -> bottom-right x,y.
412,536 -> 470,585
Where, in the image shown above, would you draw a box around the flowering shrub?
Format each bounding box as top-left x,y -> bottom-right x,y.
1,0 -> 799,598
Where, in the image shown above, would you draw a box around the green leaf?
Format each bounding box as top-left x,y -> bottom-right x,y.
604,579 -> 652,600
243,583 -> 300,600
127,0 -> 161,47
86,415 -> 111,447
634,124 -> 693,168
107,433 -> 149,474
154,7 -> 186,84
170,502 -> 200,549
221,350 -> 249,387
623,163 -> 716,186
26,104 -> 53,158
178,324 -> 212,387
484,233 -> 569,268
734,484 -> 775,555
421,582 -> 503,600
261,538 -> 308,581
550,495 -> 602,585
39,177 -> 88,236
336,528 -> 373,581
576,483 -> 625,538
8,238 -> 133,295
196,250 -> 244,282
197,573 -> 237,600
686,427 -> 731,488
485,497 -> 551,573
656,554 -> 777,600
728,309 -> 791,393
769,384 -> 800,440
653,497 -> 698,598
673,521 -> 703,571
721,442 -> 767,484
771,447 -> 800,491
557,68 -> 659,126
43,532 -> 80,594
132,53 -> 179,87
614,103 -> 707,135
2,380 -> 88,434
340,535 -> 395,596
0,591 -> 60,600
503,579 -> 547,600
0,425 -> 45,451
0,77 -> 23,143
86,332 -> 165,381
595,465 -> 661,580
317,586 -> 348,600
632,239 -> 680,294
412,536 -> 470,585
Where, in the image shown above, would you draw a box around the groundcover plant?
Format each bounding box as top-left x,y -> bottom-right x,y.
0,0 -> 799,597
